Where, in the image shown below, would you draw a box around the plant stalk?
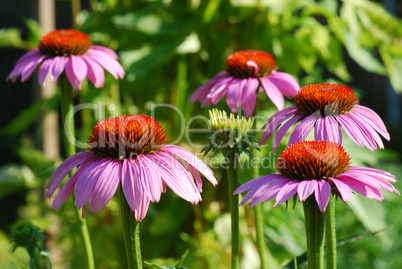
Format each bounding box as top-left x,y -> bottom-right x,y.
59,74 -> 95,269
120,187 -> 142,269
325,195 -> 336,269
227,152 -> 240,269
303,196 -> 325,269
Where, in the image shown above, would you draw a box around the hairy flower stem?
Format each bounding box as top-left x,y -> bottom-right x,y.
325,196 -> 336,269
227,152 -> 240,269
120,188 -> 142,269
60,74 -> 95,269
303,196 -> 325,269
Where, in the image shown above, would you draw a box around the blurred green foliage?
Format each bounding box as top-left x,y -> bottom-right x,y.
1,0 -> 402,268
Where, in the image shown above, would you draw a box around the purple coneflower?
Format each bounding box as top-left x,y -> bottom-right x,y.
46,115 -> 217,221
260,83 -> 390,152
190,50 -> 299,117
235,141 -> 399,212
7,29 -> 125,90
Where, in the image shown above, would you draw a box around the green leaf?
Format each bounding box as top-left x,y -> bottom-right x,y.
0,28 -> 32,50
23,18 -> 43,45
16,148 -> 56,179
0,164 -> 37,199
379,45 -> 402,93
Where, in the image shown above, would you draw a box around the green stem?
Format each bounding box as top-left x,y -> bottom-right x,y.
227,152 -> 240,269
28,247 -> 42,269
303,196 -> 325,269
251,150 -> 268,269
120,188 -> 142,269
325,195 -> 336,269
174,54 -> 188,131
110,80 -> 121,115
59,74 -> 95,269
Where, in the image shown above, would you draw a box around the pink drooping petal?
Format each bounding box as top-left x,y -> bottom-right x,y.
267,71 -> 300,96
347,112 -> 384,150
70,55 -> 88,81
90,45 -> 119,60
82,55 -> 105,88
135,186 -> 151,221
288,114 -> 316,145
20,55 -> 46,82
315,116 -> 342,144
50,56 -> 67,81
241,92 -> 256,118
149,152 -> 201,203
226,79 -> 244,113
51,163 -> 87,210
74,157 -> 110,208
86,49 -> 125,79
297,180 -> 317,201
260,76 -> 285,110
348,166 -> 395,179
207,76 -> 234,104
336,114 -> 365,147
137,155 -> 162,202
249,176 -> 292,206
272,114 -> 303,152
341,170 -> 399,194
38,58 -> 53,85
7,49 -> 43,81
46,151 -> 94,197
163,145 -> 217,185
247,61 -> 259,76
90,160 -> 122,214
241,77 -> 259,117
260,107 -> 298,145
187,163 -> 203,192
65,58 -> 82,90
314,180 -> 331,212
352,105 -> 389,140
121,159 -> 145,213
328,177 -> 353,202
336,174 -> 384,201
189,71 -> 228,103
273,181 -> 299,207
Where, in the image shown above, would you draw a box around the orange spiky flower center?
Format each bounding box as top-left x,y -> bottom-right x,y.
276,141 -> 350,181
39,29 -> 92,56
226,50 -> 276,78
294,83 -> 358,116
88,115 -> 168,160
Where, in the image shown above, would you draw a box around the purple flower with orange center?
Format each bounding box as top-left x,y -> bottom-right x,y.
46,115 -> 217,221
7,29 -> 125,90
235,141 -> 399,212
260,83 -> 390,152
190,50 -> 299,117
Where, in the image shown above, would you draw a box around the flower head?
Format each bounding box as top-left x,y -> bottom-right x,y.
190,50 -> 300,117
9,221 -> 46,252
260,83 -> 390,152
46,115 -> 217,221
203,109 -> 257,157
235,141 -> 399,212
7,29 -> 125,90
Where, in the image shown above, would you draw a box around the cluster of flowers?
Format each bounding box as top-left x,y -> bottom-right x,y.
8,28 -> 398,267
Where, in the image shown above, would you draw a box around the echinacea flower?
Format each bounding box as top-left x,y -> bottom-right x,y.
235,141 -> 399,212
46,115 -> 217,221
7,29 -> 125,90
260,83 -> 390,152
189,50 -> 299,117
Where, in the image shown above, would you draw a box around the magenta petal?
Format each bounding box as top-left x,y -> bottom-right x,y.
297,180 -> 317,201
241,92 -> 256,118
314,116 -> 342,144
137,155 -> 162,202
336,174 -> 383,201
90,45 -> 119,59
267,71 -> 300,96
38,58 -> 53,85
121,159 -> 144,213
82,55 -> 105,88
328,177 -> 353,202
70,55 -> 88,81
7,50 -> 43,81
348,113 -> 384,150
289,114 -> 316,145
163,145 -> 217,185
189,71 -> 227,103
336,114 -> 365,147
86,49 -> 125,79
260,107 -> 298,145
226,79 -> 244,113
50,56 -> 66,81
65,58 -> 82,90
46,151 -> 93,197
272,114 -> 303,152
20,55 -> 46,82
260,77 -> 285,110
90,160 -> 121,214
273,181 -> 299,207
207,77 -> 233,104
352,105 -> 389,140
135,187 -> 151,221
249,176 -> 292,206
314,180 -> 331,212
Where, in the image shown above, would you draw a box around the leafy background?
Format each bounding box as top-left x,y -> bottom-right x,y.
0,0 -> 401,268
